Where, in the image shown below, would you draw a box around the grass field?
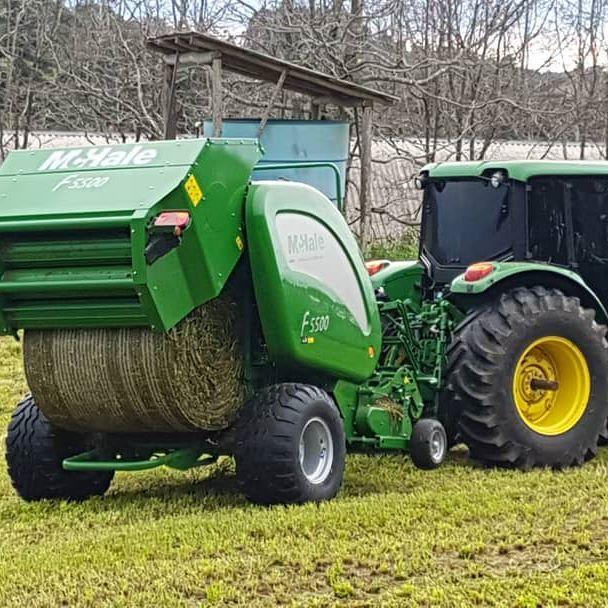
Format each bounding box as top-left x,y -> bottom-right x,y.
1,336 -> 608,607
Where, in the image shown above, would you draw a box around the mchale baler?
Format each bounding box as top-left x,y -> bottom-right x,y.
3,140 -> 607,504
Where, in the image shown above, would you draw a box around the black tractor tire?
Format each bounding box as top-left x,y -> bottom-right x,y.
444,286 -> 608,469
599,421 -> 608,446
436,393 -> 462,448
234,383 -> 346,505
410,418 -> 448,470
6,395 -> 114,501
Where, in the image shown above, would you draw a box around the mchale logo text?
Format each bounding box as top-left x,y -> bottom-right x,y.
38,146 -> 158,171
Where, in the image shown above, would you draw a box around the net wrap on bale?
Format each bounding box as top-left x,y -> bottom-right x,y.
24,297 -> 245,433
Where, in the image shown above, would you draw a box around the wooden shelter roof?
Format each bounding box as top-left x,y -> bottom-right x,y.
147,31 -> 398,107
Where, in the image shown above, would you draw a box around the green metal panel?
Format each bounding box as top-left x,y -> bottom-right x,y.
421,160 -> 608,183
133,139 -> 261,330
370,260 -> 424,306
0,236 -> 132,267
450,261 -> 608,320
246,181 -> 382,383
0,138 -> 261,333
0,140 -> 206,217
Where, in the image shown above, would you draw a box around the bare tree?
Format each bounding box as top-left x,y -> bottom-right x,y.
3,0 -> 608,244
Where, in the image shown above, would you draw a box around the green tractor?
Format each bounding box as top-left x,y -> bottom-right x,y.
2,140 -> 607,505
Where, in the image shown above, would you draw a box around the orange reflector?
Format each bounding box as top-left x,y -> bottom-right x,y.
365,260 -> 389,276
464,262 -> 495,282
154,211 -> 191,235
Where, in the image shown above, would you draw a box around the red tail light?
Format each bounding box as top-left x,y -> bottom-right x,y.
153,211 -> 191,235
365,260 -> 390,276
464,262 -> 495,282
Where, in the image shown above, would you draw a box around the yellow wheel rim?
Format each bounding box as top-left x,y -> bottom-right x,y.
512,336 -> 591,436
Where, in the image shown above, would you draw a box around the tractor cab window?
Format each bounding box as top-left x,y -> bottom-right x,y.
528,179 -> 570,265
421,178 -> 512,267
528,176 -> 608,304
570,178 -> 608,264
528,177 -> 608,265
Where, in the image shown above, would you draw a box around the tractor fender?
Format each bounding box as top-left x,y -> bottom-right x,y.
449,261 -> 608,324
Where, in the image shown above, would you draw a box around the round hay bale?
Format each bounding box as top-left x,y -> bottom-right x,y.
23,297 -> 245,433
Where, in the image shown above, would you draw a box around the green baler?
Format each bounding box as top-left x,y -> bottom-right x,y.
3,137 -> 446,504
0,139 -> 259,331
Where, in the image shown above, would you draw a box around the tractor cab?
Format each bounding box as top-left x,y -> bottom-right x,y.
417,160 -> 608,309
418,168 -> 525,287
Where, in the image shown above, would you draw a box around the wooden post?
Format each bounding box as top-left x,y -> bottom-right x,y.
359,103 -> 373,252
162,55 -> 179,140
211,55 -> 223,137
258,70 -> 288,137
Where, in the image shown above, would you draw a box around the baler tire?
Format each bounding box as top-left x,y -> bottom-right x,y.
410,418 -> 448,470
6,395 -> 114,501
234,383 -> 346,505
444,286 -> 608,470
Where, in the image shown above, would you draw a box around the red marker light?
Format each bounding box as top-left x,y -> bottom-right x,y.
154,211 -> 191,236
365,260 -> 390,276
464,262 -> 495,282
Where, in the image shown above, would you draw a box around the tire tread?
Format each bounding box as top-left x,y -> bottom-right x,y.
6,395 -> 113,501
234,383 -> 345,505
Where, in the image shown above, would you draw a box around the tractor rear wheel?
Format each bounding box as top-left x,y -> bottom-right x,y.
444,287 -> 608,469
234,383 -> 346,505
6,395 -> 114,501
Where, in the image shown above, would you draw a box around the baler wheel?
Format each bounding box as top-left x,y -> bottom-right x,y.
5,395 -> 114,501
233,383 -> 346,505
444,286 -> 608,469
410,419 -> 448,469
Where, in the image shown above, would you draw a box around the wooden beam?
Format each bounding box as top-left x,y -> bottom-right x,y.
359,104 -> 374,251
162,55 -> 179,140
312,95 -> 360,107
163,51 -> 216,66
258,70 -> 288,137
211,56 -> 223,137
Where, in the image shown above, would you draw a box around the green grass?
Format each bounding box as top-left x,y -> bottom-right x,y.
368,231 -> 419,260
1,338 -> 608,607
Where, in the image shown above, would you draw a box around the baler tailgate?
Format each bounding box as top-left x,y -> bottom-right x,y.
0,137 -> 261,334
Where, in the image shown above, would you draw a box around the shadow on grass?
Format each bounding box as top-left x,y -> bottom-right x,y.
111,474 -> 242,502
0,448 -> 503,528
103,459 -> 247,509
103,448 -> 480,508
